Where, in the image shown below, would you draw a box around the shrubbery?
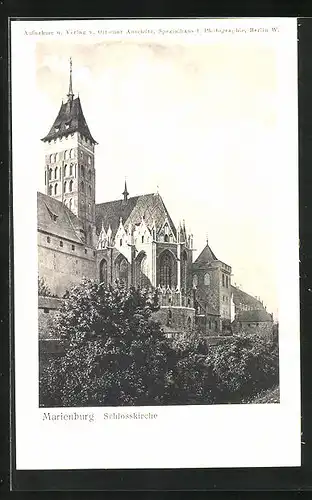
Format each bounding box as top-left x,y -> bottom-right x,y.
39,280 -> 279,407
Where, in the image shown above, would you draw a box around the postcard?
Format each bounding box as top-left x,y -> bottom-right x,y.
11,17 -> 300,470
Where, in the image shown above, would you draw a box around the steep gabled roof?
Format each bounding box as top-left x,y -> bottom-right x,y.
237,309 -> 273,322
95,192 -> 177,238
231,285 -> 264,310
194,243 -> 218,265
41,97 -> 97,144
37,192 -> 84,244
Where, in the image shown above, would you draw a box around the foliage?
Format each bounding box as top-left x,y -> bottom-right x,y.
40,279 -> 173,407
40,280 -> 279,407
205,333 -> 279,403
38,276 -> 52,297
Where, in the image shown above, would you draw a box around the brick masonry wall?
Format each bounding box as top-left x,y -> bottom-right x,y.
152,306 -> 195,332
38,231 -> 96,297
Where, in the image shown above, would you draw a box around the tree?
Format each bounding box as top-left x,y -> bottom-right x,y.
205,332 -> 279,403
38,276 -> 52,297
40,279 -> 173,407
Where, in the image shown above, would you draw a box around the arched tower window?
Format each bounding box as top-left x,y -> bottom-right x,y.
69,180 -> 73,192
69,163 -> 73,176
70,149 -> 75,159
64,181 -> 67,193
54,167 -> 58,179
88,185 -> 92,197
99,258 -> 108,283
159,251 -> 174,288
69,198 -> 73,211
50,154 -> 54,163
55,153 -> 59,162
64,164 -> 67,177
49,168 -> 52,180
164,234 -> 169,242
204,273 -> 210,286
54,183 -> 58,195
115,256 -> 129,287
64,150 -> 69,160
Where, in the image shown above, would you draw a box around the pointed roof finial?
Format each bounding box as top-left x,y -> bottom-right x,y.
122,178 -> 129,202
67,57 -> 74,100
206,233 -> 209,245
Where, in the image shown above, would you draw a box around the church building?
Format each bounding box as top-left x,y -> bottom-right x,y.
38,59 -> 233,335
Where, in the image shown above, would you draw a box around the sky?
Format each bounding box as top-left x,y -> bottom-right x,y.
35,39 -> 279,317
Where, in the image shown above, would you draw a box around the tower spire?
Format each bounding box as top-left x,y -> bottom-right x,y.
67,57 -> 74,101
122,179 -> 129,202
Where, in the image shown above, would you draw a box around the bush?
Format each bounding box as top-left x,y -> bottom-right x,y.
40,279 -> 173,407
205,333 -> 279,403
39,280 -> 279,407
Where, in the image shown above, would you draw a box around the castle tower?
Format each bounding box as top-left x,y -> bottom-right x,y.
41,58 -> 98,246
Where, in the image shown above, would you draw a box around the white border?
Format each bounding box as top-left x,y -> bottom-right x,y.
11,18 -> 300,470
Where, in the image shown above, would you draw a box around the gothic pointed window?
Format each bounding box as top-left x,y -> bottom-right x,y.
69,164 -> 73,176
54,183 -> 58,195
164,234 -> 169,242
181,250 -> 188,290
69,180 -> 73,192
70,149 -> 75,159
100,258 -> 108,283
64,181 -> 67,193
136,252 -> 149,288
69,198 -> 73,210
115,256 -> 129,287
159,251 -> 174,288
64,164 -> 67,177
64,150 -> 69,160
54,167 -> 58,179
88,185 -> 91,197
49,168 -> 52,180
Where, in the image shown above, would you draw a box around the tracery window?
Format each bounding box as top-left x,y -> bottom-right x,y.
181,250 -> 188,290
159,251 -> 174,288
115,257 -> 129,286
136,252 -> 149,288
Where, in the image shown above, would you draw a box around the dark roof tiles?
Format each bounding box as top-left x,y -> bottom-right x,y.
41,97 -> 97,144
237,309 -> 273,322
37,192 -> 84,244
194,243 -> 218,265
95,192 -> 176,238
